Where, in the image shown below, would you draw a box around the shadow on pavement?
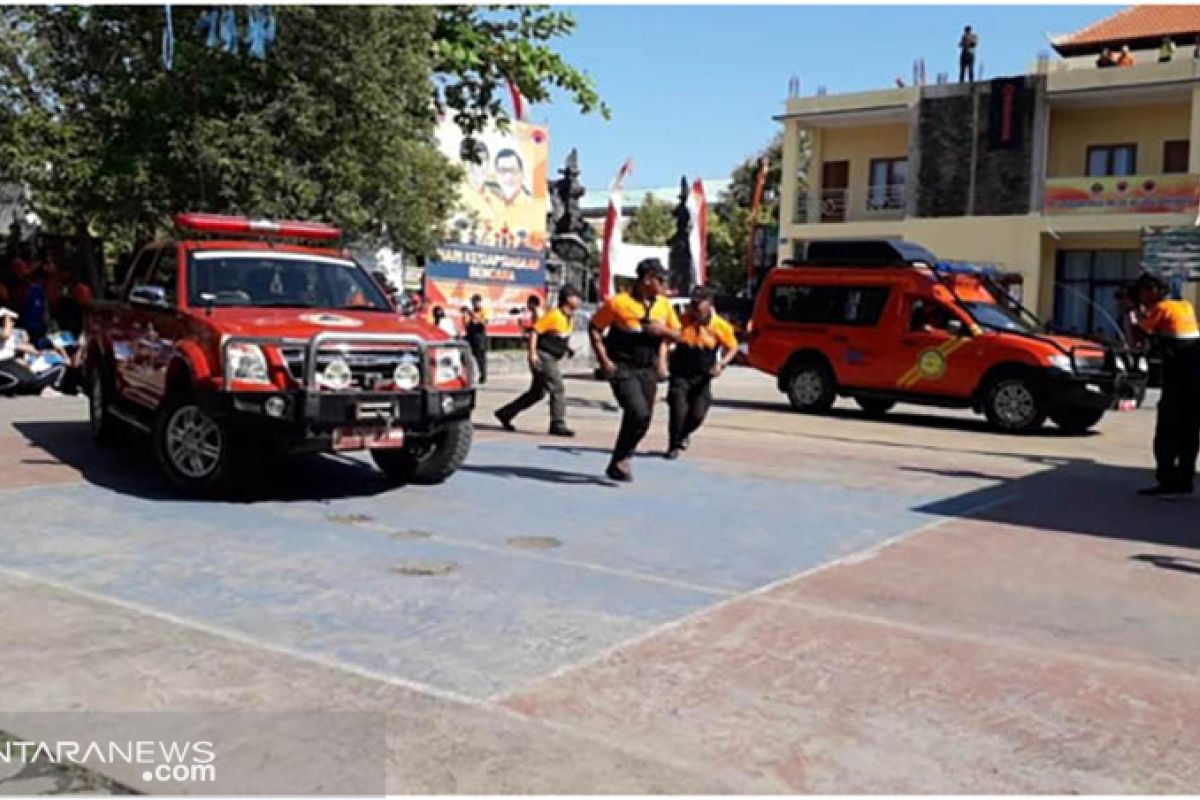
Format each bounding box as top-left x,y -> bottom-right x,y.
710,397 -> 1090,440
13,420 -> 396,504
1131,554 -> 1200,575
538,444 -> 663,460
917,458 -> 1198,550
460,463 -> 617,487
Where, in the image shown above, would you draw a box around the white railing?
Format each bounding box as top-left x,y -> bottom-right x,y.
794,185 -> 908,224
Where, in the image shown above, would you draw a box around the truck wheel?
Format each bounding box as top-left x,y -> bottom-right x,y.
153,392 -> 235,493
372,420 -> 473,486
982,375 -> 1047,433
1049,407 -> 1104,434
87,365 -> 127,446
784,361 -> 836,413
855,397 -> 895,416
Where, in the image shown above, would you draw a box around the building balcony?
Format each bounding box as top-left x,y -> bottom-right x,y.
1043,174 -> 1199,216
794,185 -> 908,224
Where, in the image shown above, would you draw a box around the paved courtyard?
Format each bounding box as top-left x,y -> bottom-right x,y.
1,367 -> 1198,792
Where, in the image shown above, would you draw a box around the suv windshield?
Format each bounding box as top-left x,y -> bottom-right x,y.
187,253 -> 391,312
960,300 -> 1040,334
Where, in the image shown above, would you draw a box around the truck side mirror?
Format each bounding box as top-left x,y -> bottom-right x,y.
129,285 -> 168,308
946,318 -> 968,337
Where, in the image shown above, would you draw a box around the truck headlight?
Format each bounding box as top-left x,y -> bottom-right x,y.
393,355 -> 420,391
321,357 -> 353,391
227,343 -> 270,384
1047,354 -> 1073,372
431,347 -> 464,385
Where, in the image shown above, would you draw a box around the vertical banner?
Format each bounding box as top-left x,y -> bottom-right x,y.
688,179 -> 708,288
600,158 -> 634,301
746,157 -> 769,294
988,77 -> 1025,151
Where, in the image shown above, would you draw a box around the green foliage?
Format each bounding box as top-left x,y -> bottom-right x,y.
433,6 -> 610,159
706,132 -> 808,293
623,193 -> 673,247
0,5 -> 608,257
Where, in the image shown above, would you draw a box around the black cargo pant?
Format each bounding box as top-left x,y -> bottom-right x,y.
467,334 -> 488,384
1154,350 -> 1200,491
496,353 -> 566,427
609,365 -> 658,464
667,372 -> 713,449
0,359 -> 62,396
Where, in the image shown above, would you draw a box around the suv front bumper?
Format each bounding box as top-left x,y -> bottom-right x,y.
1044,368 -> 1147,412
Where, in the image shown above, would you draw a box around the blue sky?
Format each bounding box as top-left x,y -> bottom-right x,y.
531,5 -> 1119,190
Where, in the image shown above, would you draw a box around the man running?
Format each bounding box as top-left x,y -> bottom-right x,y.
665,286 -> 738,460
589,259 -> 680,482
495,285 -> 581,437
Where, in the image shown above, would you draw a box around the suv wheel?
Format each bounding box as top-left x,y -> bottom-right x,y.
372,419 -> 473,485
983,375 -> 1047,433
88,365 -> 126,446
785,361 -> 836,413
154,393 -> 234,493
1049,407 -> 1104,434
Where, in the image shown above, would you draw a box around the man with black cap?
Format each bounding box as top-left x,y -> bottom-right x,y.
1131,272 -> 1200,497
665,285 -> 739,460
494,285 -> 581,437
589,258 -> 681,482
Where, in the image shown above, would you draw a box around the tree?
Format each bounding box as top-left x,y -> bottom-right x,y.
623,194 -> 673,246
0,5 -> 609,258
432,7 -> 610,160
706,132 -> 808,293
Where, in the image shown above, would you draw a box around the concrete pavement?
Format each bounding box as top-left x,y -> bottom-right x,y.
1,368 -> 1197,792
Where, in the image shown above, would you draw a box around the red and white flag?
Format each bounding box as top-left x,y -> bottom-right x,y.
687,179 -> 708,288
600,158 -> 634,301
506,76 -> 525,121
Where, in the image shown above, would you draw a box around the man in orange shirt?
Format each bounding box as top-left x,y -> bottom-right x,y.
665,286 -> 739,460
589,259 -> 681,482
1133,272 -> 1200,496
495,285 -> 581,436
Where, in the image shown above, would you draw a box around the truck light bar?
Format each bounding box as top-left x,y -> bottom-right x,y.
174,213 -> 342,242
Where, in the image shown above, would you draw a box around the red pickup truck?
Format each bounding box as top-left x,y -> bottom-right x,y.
81,213 -> 475,493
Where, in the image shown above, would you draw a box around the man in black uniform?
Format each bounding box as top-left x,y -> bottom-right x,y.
665,286 -> 739,460
589,259 -> 681,482
495,285 -> 581,437
464,294 -> 489,384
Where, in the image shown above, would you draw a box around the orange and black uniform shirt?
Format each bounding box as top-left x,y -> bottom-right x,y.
591,292 -> 681,368
670,310 -> 738,376
1139,299 -> 1199,361
534,307 -> 573,359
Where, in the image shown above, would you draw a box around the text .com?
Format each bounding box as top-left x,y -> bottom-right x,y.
0,739 -> 216,784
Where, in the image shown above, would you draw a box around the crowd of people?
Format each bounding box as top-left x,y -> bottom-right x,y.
0,244 -> 92,397
1096,36 -> 1194,69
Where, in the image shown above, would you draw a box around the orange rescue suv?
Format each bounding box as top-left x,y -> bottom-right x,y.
747,240 -> 1147,433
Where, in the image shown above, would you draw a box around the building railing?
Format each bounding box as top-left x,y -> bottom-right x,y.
1043,174 -> 1199,216
794,185 -> 908,224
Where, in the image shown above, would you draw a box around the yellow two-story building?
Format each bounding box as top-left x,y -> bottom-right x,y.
777,5 -> 1200,338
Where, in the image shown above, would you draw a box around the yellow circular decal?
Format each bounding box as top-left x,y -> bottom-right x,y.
916,348 -> 947,380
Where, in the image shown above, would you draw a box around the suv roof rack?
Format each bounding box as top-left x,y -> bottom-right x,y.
174,213 -> 342,243
784,239 -> 937,268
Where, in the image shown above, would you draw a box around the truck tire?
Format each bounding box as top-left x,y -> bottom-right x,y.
87,363 -> 127,446
855,397 -> 895,416
153,391 -> 236,494
784,360 -> 836,413
372,419 -> 473,486
1049,407 -> 1104,434
982,374 -> 1047,433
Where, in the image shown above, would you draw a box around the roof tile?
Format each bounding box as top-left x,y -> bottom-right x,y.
1054,5 -> 1200,49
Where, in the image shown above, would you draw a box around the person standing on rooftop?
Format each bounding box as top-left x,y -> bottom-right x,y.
958,25 -> 978,83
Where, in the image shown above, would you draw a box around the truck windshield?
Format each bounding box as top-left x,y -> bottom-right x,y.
187,253 -> 392,312
959,301 -> 1040,334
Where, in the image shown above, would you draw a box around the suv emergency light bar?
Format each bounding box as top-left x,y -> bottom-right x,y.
174,213 -> 342,242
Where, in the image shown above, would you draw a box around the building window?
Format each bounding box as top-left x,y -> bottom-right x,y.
1052,250 -> 1140,339
1086,144 -> 1137,177
868,158 -> 907,210
1164,140 -> 1190,174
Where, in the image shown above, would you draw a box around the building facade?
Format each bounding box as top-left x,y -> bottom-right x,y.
777,6 -> 1200,339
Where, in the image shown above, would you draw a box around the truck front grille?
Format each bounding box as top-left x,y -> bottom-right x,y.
279,345 -> 422,391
